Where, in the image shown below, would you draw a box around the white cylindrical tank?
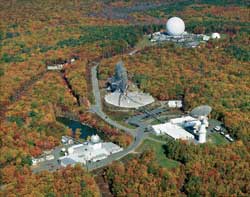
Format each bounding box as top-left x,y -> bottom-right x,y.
91,134 -> 100,144
199,116 -> 209,127
199,124 -> 207,143
166,17 -> 185,36
211,32 -> 221,39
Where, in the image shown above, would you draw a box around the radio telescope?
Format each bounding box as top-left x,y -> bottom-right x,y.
105,61 -> 154,108
190,105 -> 212,118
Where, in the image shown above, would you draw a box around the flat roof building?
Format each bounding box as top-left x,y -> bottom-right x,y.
152,115 -> 209,143
152,122 -> 195,140
59,137 -> 123,167
167,100 -> 183,108
60,157 -> 78,167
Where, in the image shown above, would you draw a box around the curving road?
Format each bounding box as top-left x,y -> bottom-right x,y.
87,63 -> 148,171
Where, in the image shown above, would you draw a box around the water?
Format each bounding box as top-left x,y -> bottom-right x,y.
57,117 -> 103,139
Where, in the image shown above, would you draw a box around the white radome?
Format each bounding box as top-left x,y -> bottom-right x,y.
211,32 -> 221,39
91,134 -> 100,143
166,17 -> 185,36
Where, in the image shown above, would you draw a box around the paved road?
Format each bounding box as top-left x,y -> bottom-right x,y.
31,54 -> 148,173
127,108 -> 166,127
87,63 -> 148,170
86,128 -> 146,170
90,64 -> 137,137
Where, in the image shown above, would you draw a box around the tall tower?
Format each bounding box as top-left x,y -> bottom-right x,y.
199,123 -> 207,143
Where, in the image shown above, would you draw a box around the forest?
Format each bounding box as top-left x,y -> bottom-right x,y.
0,0 -> 249,196
1,165 -> 100,196
98,4 -> 250,146
106,140 -> 250,196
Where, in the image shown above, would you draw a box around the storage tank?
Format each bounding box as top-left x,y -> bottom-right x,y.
199,123 -> 207,143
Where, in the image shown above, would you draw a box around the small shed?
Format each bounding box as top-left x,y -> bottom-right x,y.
168,100 -> 183,108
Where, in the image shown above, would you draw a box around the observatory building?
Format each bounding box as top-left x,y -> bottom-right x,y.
59,135 -> 123,167
152,105 -> 212,143
105,61 -> 154,109
150,16 -> 219,48
166,17 -> 185,36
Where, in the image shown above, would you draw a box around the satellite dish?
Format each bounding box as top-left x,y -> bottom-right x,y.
190,105 -> 212,117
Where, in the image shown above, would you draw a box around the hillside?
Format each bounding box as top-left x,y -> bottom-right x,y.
0,0 -> 249,196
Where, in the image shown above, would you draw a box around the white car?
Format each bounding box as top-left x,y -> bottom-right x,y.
214,126 -> 221,132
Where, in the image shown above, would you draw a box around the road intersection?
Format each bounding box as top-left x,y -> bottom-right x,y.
87,63 -> 148,170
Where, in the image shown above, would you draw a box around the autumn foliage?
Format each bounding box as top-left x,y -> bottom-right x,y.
0,0 -> 249,196
1,165 -> 100,197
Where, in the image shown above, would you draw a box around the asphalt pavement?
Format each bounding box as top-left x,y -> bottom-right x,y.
86,63 -> 148,170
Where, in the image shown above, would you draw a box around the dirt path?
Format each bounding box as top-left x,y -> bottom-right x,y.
0,70 -> 47,120
93,169 -> 114,197
60,70 -> 81,106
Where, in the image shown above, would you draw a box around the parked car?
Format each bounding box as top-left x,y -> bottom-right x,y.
214,126 -> 221,132
225,134 -> 234,142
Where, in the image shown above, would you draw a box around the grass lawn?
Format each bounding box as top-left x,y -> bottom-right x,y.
120,153 -> 138,163
113,118 -> 137,129
104,109 -> 137,129
137,139 -> 179,169
148,133 -> 172,141
208,133 -> 229,145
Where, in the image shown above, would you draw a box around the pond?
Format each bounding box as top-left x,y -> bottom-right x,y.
57,117 -> 105,140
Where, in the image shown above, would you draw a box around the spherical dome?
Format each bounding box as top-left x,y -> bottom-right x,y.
91,134 -> 100,143
166,17 -> 185,36
211,32 -> 221,39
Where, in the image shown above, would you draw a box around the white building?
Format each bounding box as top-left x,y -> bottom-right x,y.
152,122 -> 194,140
61,136 -> 74,145
167,100 -> 183,108
32,157 -> 45,166
47,64 -> 63,71
203,35 -> 210,41
59,135 -> 123,167
211,32 -> 221,39
152,115 -> 210,143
